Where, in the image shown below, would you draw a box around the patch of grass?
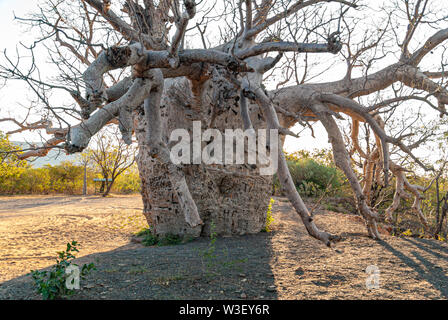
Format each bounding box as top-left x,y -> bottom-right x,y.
324,203 -> 338,212
220,256 -> 248,272
200,220 -> 218,275
128,266 -> 150,275
142,232 -> 159,246
195,220 -> 218,277
136,228 -> 182,246
197,221 -> 247,277
158,234 -> 182,246
135,227 -> 150,237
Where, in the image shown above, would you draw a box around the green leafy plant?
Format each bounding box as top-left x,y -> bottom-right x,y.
137,228 -> 182,246
30,241 -> 95,300
136,228 -> 159,246
158,233 -> 182,246
273,151 -> 345,198
297,180 -> 320,197
263,198 -> 275,232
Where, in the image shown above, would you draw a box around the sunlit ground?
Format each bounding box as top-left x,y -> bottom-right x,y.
0,195 -> 447,299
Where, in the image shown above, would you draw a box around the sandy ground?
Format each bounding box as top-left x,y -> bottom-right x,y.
0,195 -> 447,299
0,194 -> 147,283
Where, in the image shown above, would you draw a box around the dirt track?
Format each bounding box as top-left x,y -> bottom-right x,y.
0,195 -> 447,299
0,195 -> 147,283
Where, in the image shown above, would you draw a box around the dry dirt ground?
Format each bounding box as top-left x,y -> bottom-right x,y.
0,195 -> 447,300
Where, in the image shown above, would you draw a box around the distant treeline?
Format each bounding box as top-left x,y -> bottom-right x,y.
0,161 -> 141,195
1,130 -> 140,195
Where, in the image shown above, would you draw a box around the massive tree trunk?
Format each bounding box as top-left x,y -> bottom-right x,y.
134,77 -> 273,237
118,2 -> 275,238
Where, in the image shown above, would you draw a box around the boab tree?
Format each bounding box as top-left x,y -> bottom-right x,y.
1,0 -> 447,246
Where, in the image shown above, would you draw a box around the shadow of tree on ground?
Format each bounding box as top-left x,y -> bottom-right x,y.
378,238 -> 448,299
0,233 -> 278,300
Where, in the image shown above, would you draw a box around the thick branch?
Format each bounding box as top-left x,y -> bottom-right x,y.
409,28 -> 448,66
252,87 -> 340,246
236,41 -> 338,60
67,76 -> 153,152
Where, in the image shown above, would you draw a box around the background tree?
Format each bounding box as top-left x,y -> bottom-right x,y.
0,131 -> 28,193
87,125 -> 136,197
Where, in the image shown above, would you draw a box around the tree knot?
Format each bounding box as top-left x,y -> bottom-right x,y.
327,31 -> 342,54
106,46 -> 132,68
64,142 -> 84,154
242,88 -> 256,101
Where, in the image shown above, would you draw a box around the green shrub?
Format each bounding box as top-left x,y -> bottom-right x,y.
297,180 -> 321,197
273,150 -> 344,197
19,168 -> 51,194
263,198 -> 275,232
0,132 -> 28,194
45,162 -> 84,194
0,158 -> 141,195
30,241 -> 95,300
288,158 -> 341,194
274,151 -> 343,197
113,165 -> 141,194
158,234 -> 182,246
137,228 -> 182,246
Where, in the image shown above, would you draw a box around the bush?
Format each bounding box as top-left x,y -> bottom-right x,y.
136,228 -> 182,246
45,162 -> 84,194
288,158 -> 341,194
0,158 -> 141,195
0,132 -> 29,194
113,165 -> 141,194
19,168 -> 51,194
263,198 -> 275,232
158,234 -> 182,246
274,149 -> 344,197
30,241 -> 95,300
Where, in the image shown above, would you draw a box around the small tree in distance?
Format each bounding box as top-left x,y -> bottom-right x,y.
87,126 -> 136,197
